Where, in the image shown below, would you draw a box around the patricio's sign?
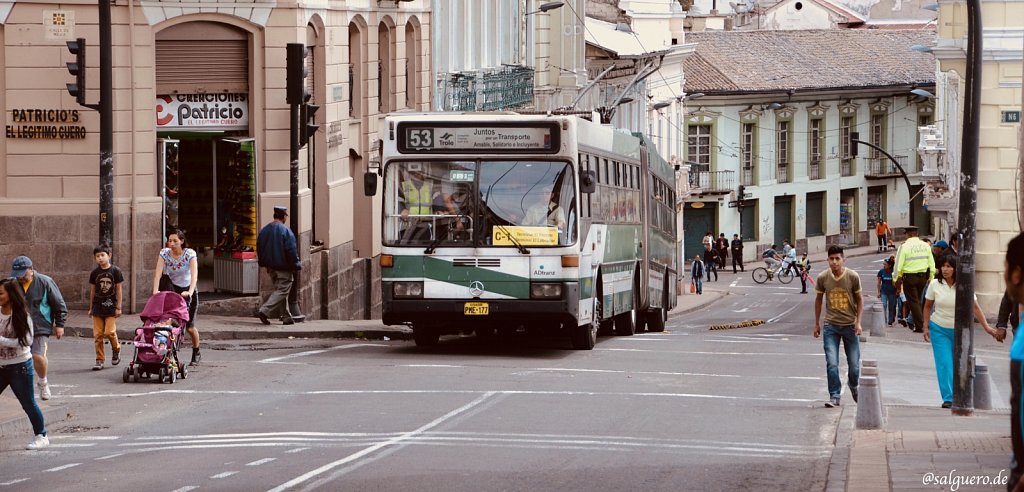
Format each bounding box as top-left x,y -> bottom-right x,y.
6,109 -> 86,139
156,93 -> 249,131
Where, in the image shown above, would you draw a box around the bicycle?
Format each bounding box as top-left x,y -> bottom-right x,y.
752,262 -> 796,284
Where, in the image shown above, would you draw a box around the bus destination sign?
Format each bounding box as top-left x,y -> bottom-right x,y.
398,123 -> 558,153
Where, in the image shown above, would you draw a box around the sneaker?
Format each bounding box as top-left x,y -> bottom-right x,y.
824,398 -> 840,408
37,381 -> 50,401
112,351 -> 120,366
850,387 -> 859,403
897,319 -> 907,327
92,360 -> 103,371
941,401 -> 952,409
26,434 -> 49,450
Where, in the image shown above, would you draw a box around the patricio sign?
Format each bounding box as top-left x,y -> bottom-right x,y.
6,109 -> 87,139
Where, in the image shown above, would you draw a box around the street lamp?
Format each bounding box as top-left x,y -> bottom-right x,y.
651,101 -> 671,111
526,1 -> 564,15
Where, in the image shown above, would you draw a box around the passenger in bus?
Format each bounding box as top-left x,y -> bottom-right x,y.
523,184 -> 566,229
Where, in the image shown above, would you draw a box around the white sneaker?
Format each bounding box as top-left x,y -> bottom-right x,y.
26,434 -> 49,450
37,381 -> 51,400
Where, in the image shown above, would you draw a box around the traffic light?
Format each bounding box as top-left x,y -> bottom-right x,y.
66,38 -> 86,106
286,43 -> 308,105
299,102 -> 320,147
850,131 -> 859,157
737,185 -> 745,208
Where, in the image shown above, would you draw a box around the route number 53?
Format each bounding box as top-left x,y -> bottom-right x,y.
407,129 -> 433,149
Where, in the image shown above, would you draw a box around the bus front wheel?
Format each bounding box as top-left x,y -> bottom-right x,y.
413,326 -> 440,347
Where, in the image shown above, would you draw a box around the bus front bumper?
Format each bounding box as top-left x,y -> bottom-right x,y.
382,283 -> 579,327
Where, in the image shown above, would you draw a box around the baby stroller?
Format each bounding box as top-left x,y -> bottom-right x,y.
122,291 -> 190,384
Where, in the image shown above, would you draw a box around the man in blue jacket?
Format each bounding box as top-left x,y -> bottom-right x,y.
256,206 -> 302,325
11,256 -> 67,400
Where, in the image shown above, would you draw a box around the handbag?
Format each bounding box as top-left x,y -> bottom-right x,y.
690,280 -> 696,294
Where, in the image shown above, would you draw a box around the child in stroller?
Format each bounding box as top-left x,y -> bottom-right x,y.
123,291 -> 191,384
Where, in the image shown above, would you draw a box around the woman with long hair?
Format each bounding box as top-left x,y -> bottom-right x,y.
0,277 -> 48,449
923,254 -> 1002,408
151,229 -> 201,365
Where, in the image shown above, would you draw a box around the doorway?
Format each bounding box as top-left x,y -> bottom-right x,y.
159,135 -> 258,294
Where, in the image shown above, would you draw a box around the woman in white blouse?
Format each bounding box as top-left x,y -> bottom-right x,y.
0,277 -> 48,449
923,254 -> 1003,408
152,229 -> 201,365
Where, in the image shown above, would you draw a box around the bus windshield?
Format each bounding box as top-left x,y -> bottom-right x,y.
383,160 -> 577,248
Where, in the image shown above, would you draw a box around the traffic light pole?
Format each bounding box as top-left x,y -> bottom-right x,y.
98,0 -> 113,248
288,98 -> 303,322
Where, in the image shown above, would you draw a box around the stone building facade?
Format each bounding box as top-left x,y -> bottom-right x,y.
0,0 -> 431,319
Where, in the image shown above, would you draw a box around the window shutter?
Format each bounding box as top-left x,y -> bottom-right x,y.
156,39 -> 248,94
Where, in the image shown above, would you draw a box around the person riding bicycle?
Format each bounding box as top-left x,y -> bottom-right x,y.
763,244 -> 782,273
781,241 -> 799,275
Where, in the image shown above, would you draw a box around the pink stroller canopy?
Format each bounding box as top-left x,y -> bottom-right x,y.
140,291 -> 190,325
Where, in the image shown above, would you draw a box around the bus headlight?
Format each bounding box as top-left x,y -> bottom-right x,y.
530,283 -> 562,299
393,281 -> 424,298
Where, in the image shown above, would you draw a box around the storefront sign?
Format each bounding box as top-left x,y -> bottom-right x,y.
6,109 -> 86,139
156,93 -> 248,131
44,10 -> 74,40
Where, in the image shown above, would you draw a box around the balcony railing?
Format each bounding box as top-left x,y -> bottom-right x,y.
865,154 -> 910,179
840,158 -> 854,177
688,168 -> 735,195
809,161 -> 822,180
741,168 -> 754,186
438,65 -> 535,111
776,164 -> 790,183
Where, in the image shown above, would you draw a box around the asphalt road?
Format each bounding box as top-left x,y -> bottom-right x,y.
1,254 -> 1008,491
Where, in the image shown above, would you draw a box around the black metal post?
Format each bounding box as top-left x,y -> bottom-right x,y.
99,0 -> 113,248
952,0 -> 983,416
288,100 -> 304,322
850,138 -> 914,200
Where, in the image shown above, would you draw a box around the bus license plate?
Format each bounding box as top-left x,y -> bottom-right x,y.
464,302 -> 489,315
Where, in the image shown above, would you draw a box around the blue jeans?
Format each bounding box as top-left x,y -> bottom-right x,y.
928,320 -> 954,403
823,323 -> 861,400
0,359 -> 46,437
880,292 -> 897,325
692,277 -> 703,294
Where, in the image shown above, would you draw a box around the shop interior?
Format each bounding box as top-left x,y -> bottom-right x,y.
159,135 -> 259,297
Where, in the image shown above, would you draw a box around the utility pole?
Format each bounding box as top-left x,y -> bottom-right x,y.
951,0 -> 983,416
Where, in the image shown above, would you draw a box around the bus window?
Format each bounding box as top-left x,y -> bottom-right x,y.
383,160 -> 476,247
478,161 -> 577,246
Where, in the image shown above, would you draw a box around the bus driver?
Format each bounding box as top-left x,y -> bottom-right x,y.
523,184 -> 566,229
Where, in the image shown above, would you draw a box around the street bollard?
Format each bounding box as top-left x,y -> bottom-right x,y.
973,361 -> 993,410
870,303 -> 885,337
861,366 -> 883,422
855,376 -> 883,429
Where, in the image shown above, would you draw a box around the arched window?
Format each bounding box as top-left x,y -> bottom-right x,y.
378,19 -> 396,113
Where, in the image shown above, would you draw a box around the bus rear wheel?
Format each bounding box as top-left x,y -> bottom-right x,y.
646,308 -> 667,332
413,327 -> 440,347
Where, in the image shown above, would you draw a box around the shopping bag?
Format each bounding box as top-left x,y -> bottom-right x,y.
690,280 -> 696,294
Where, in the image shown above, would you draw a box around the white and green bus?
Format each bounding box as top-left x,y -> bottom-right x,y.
366,113 -> 678,349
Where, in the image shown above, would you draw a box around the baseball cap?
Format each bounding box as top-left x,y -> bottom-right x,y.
10,256 -> 32,278
934,240 -> 948,249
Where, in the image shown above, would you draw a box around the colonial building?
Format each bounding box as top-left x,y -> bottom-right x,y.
680,29 -> 936,262
924,0 -> 1023,313
0,0 -> 431,319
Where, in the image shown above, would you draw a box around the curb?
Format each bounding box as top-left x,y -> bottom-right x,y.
63,325 -> 414,342
0,404 -> 69,448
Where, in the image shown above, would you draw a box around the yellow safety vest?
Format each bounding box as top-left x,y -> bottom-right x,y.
401,181 -> 432,215
895,236 -> 935,280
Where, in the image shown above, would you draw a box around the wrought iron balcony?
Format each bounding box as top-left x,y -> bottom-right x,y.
865,154 -> 910,179
687,167 -> 735,195
438,65 -> 535,111
808,160 -> 822,180
776,164 -> 790,183
840,158 -> 855,177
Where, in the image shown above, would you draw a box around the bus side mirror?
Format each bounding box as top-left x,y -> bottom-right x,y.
580,170 -> 596,194
363,172 -> 378,196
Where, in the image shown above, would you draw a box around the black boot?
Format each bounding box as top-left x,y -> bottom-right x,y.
191,348 -> 201,365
